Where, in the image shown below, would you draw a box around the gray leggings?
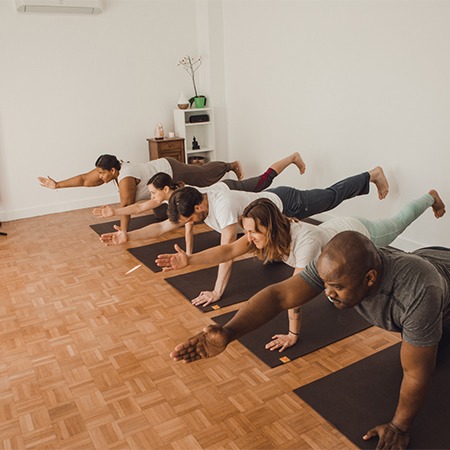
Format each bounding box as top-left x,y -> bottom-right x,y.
357,193 -> 434,247
267,172 -> 370,219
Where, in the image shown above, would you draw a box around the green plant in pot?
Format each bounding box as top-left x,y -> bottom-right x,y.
178,56 -> 207,108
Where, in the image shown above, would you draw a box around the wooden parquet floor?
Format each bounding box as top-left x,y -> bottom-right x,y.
0,209 -> 401,450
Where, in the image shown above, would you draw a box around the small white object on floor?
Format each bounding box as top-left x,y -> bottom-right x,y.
125,264 -> 142,275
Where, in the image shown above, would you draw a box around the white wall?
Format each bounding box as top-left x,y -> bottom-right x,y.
220,0 -> 450,250
0,0 -> 199,220
2,0 -> 449,250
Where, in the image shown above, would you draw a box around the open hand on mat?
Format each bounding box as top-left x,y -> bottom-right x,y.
265,332 -> 298,352
363,422 -> 410,450
191,290 -> 221,307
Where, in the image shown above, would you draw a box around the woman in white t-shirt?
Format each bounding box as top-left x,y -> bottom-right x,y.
38,154 -> 243,230
156,190 -> 445,352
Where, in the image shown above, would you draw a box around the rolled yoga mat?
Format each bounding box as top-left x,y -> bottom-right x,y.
127,230 -> 221,273
293,326 -> 450,449
165,257 -> 294,312
212,293 -> 371,367
90,214 -> 163,235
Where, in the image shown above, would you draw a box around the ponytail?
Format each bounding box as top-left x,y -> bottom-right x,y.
147,172 -> 181,190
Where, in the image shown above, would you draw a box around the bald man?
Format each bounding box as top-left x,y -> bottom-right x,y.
170,231 -> 450,450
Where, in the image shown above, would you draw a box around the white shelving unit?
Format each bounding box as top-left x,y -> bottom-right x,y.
173,107 -> 215,163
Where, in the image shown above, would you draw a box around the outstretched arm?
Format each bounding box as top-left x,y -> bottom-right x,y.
363,341 -> 437,449
156,234 -> 251,271
190,224 -> 239,307
38,168 -> 104,189
171,273 -> 320,363
100,219 -> 182,246
265,267 -> 304,352
93,198 -> 161,218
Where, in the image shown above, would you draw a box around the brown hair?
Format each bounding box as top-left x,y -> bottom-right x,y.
239,198 -> 294,264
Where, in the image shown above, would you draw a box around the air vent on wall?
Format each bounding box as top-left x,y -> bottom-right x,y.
16,0 -> 103,14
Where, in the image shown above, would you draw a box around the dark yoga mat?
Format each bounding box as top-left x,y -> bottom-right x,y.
90,214 -> 163,235
294,326 -> 450,449
127,230 -> 221,273
166,258 -> 293,312
212,293 -> 371,367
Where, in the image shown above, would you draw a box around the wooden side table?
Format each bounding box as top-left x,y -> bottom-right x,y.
147,137 -> 185,163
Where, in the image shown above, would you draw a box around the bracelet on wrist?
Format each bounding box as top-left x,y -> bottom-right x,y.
288,330 -> 299,335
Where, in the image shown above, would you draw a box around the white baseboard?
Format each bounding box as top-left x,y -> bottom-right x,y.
0,194 -> 118,222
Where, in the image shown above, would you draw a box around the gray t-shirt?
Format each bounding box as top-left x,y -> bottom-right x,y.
300,247 -> 450,347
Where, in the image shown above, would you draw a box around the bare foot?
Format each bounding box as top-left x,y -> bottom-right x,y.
429,189 -> 446,218
230,161 -> 244,180
270,152 -> 306,176
368,166 -> 389,200
292,152 -> 306,174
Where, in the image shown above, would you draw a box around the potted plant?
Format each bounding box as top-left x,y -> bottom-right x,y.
178,56 -> 207,108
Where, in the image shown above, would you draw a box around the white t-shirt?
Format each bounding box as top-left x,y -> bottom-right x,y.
202,186 -> 283,232
118,159 -> 173,201
284,218 -> 370,268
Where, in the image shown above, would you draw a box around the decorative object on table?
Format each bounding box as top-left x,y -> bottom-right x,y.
192,136 -> 200,150
154,122 -> 164,140
177,92 -> 189,110
178,56 -> 207,109
168,131 -> 175,138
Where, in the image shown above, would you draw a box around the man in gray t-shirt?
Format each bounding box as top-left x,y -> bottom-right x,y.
301,245 -> 450,347
170,231 -> 450,450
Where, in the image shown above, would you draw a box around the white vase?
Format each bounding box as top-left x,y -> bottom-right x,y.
177,92 -> 189,110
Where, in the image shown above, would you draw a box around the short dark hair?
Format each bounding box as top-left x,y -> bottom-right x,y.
168,186 -> 203,223
95,154 -> 121,171
321,231 -> 380,280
